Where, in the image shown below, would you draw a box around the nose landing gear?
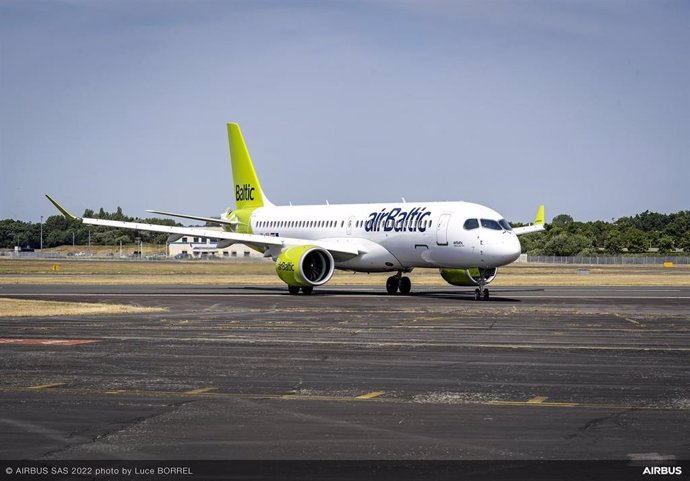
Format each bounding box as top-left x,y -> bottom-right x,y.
473,270 -> 491,301
474,286 -> 490,301
386,271 -> 412,295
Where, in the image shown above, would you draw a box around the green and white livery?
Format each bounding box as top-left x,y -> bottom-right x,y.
47,123 -> 545,300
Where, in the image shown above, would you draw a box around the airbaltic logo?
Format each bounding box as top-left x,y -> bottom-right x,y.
235,184 -> 255,201
365,207 -> 432,233
277,261 -> 294,272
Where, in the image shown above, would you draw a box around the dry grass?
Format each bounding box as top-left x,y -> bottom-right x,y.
0,298 -> 166,317
0,258 -> 688,286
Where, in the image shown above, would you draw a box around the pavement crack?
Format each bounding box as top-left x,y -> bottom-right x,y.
40,400 -> 192,459
566,408 -> 637,440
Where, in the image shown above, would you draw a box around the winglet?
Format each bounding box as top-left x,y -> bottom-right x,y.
512,205 -> 546,236
45,194 -> 78,220
534,204 -> 545,225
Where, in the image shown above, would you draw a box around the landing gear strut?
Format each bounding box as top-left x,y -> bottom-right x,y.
473,271 -> 490,301
386,271 -> 412,295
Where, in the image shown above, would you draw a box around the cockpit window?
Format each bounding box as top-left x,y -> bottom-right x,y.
480,219 -> 502,230
499,219 -> 512,231
463,218 -> 480,230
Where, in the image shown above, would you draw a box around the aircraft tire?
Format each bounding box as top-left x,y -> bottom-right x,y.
399,276 -> 411,295
483,288 -> 490,301
386,276 -> 399,295
288,285 -> 300,295
301,286 -> 314,295
474,289 -> 481,301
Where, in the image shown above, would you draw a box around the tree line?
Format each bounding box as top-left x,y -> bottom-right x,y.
1,208 -> 688,256
0,207 -> 180,249
518,210 -> 690,256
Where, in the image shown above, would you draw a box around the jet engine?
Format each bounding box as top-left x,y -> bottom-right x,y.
275,245 -> 334,287
440,267 -> 498,286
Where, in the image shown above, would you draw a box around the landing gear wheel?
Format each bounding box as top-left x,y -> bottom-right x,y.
288,285 -> 300,295
386,276 -> 400,295
399,276 -> 411,295
301,286 -> 314,295
474,288 -> 481,301
483,288 -> 490,301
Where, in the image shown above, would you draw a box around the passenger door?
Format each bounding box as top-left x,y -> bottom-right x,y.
436,213 -> 451,246
346,216 -> 355,235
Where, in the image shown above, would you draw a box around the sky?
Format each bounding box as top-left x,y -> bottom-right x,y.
1,0 -> 688,224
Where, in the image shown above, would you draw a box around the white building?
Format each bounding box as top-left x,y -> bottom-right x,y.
166,228 -> 263,260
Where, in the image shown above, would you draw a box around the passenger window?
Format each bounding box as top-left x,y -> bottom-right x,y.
480,219 -> 502,230
463,218 -> 479,230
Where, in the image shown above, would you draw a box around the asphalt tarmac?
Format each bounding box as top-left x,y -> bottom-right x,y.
0,284 -> 688,465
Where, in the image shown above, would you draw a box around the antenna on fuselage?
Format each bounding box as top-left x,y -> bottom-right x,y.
401,197 -> 407,203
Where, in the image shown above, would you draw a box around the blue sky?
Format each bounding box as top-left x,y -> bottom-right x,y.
1,0 -> 688,224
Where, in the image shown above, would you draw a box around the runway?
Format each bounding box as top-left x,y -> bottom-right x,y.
0,284 -> 688,464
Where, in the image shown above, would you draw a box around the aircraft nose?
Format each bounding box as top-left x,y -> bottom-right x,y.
492,232 -> 522,265
507,233 -> 522,263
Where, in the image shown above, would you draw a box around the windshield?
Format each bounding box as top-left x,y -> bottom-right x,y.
480,219 -> 502,230
499,219 -> 512,231
463,218 -> 479,230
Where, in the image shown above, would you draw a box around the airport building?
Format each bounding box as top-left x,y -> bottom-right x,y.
166,227 -> 263,259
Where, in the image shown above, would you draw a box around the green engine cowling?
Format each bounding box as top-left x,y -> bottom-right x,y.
440,267 -> 498,286
275,245 -> 335,287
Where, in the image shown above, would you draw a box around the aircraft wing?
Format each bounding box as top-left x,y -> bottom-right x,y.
512,224 -> 545,235
145,209 -> 236,227
45,195 -> 360,258
513,204 -> 545,236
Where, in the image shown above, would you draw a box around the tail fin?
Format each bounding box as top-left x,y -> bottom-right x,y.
227,123 -> 272,209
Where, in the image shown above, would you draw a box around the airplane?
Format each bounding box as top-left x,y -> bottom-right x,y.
47,123 -> 545,300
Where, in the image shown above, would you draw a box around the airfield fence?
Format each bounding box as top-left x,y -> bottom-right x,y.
525,255 -> 690,265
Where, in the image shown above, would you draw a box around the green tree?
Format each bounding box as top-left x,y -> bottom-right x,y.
542,233 -> 592,256
657,236 -> 675,254
604,232 -> 624,255
622,228 -> 648,254
551,214 -> 574,228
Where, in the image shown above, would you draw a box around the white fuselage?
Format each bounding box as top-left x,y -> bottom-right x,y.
245,201 -> 522,272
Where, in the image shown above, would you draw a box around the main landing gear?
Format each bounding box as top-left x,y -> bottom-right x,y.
386,271 -> 411,295
288,286 -> 313,295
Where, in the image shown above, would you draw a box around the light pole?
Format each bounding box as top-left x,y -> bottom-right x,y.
40,216 -> 43,251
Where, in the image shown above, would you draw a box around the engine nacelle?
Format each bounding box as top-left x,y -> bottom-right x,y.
275,245 -> 334,287
440,267 -> 498,286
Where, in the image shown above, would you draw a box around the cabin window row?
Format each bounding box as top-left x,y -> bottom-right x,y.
256,219 -> 433,230
257,220 -> 343,229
